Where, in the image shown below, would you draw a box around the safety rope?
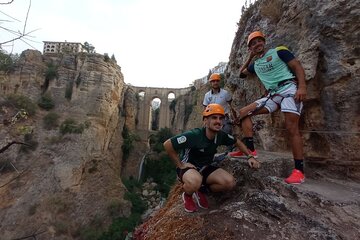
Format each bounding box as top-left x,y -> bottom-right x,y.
267,127 -> 360,135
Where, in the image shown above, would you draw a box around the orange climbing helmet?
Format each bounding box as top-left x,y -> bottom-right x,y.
203,104 -> 225,117
247,31 -> 265,46
209,73 -> 221,82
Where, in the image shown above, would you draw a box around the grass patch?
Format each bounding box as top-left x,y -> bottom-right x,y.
143,155 -> 176,197
59,118 -> 87,135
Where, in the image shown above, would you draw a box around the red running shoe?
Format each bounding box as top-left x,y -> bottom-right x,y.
228,149 -> 258,158
194,191 -> 209,209
284,169 -> 305,184
182,192 -> 197,212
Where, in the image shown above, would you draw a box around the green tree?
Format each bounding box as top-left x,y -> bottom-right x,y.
0,50 -> 19,72
207,69 -> 212,81
83,42 -> 95,53
111,54 -> 116,62
150,127 -> 173,153
104,53 -> 110,62
144,155 -> 176,196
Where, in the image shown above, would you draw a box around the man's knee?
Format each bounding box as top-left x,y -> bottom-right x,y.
219,176 -> 236,191
284,114 -> 300,135
285,122 -> 297,133
183,175 -> 202,192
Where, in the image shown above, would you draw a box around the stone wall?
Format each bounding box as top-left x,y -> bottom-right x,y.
225,0 -> 360,178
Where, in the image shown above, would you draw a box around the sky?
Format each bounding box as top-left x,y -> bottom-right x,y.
1,0 -> 246,88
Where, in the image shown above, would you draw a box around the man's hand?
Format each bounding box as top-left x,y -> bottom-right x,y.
249,48 -> 258,59
295,86 -> 307,102
239,50 -> 257,74
247,157 -> 260,169
179,162 -> 196,169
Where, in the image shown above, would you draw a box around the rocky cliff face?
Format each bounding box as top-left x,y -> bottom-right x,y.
133,0 -> 360,239
170,86 -> 206,133
0,50 -> 130,239
226,0 -> 360,178
134,152 -> 360,240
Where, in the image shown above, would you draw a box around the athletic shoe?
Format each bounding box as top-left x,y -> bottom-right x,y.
284,169 -> 305,184
194,191 -> 209,209
228,149 -> 258,158
213,152 -> 228,162
182,192 -> 197,212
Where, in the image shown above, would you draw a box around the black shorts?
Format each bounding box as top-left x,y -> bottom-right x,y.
176,165 -> 219,185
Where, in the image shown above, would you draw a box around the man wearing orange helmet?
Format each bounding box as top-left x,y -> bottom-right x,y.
203,73 -> 233,134
203,73 -> 244,157
237,30 -> 307,184
163,104 -> 260,213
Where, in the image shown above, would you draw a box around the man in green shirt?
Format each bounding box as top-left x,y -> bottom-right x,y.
163,103 -> 260,213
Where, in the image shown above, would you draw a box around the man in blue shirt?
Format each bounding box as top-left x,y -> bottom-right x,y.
203,73 -> 233,134
236,31 -> 307,184
203,73 -> 248,158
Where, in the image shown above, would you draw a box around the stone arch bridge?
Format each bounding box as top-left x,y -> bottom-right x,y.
132,86 -> 192,138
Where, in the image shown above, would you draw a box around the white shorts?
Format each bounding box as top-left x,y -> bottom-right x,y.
255,84 -> 303,115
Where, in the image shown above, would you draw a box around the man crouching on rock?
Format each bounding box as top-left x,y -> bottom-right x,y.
163,103 -> 260,213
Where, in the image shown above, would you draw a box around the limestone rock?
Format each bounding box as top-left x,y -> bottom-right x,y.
225,0 -> 360,178
0,50 -> 129,239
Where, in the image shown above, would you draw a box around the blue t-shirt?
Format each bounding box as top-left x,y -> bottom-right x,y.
248,46 -> 296,91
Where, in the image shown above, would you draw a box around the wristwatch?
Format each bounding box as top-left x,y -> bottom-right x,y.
247,155 -> 254,160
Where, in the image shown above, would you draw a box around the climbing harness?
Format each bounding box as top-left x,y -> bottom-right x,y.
249,79 -> 297,116
232,79 -> 298,126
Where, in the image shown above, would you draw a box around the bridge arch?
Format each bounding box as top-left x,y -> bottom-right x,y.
133,86 -> 192,132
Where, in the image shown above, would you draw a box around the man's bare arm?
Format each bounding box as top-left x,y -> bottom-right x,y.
234,139 -> 260,169
163,139 -> 195,169
287,59 -> 307,101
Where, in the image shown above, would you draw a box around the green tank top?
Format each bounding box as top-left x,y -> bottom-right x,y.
254,47 -> 295,91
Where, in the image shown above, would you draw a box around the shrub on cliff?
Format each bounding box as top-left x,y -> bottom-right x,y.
6,94 -> 37,116
149,127 -> 173,153
59,118 -> 85,135
98,177 -> 146,240
38,93 -> 55,110
0,51 -> 19,72
144,155 -> 176,197
43,112 -> 59,130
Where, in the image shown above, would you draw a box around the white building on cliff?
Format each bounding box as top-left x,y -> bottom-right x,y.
43,41 -> 84,54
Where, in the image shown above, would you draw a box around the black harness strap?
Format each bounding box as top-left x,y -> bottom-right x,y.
240,79 -> 297,120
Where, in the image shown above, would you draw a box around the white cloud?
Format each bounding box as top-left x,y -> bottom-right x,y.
1,0 -> 245,88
